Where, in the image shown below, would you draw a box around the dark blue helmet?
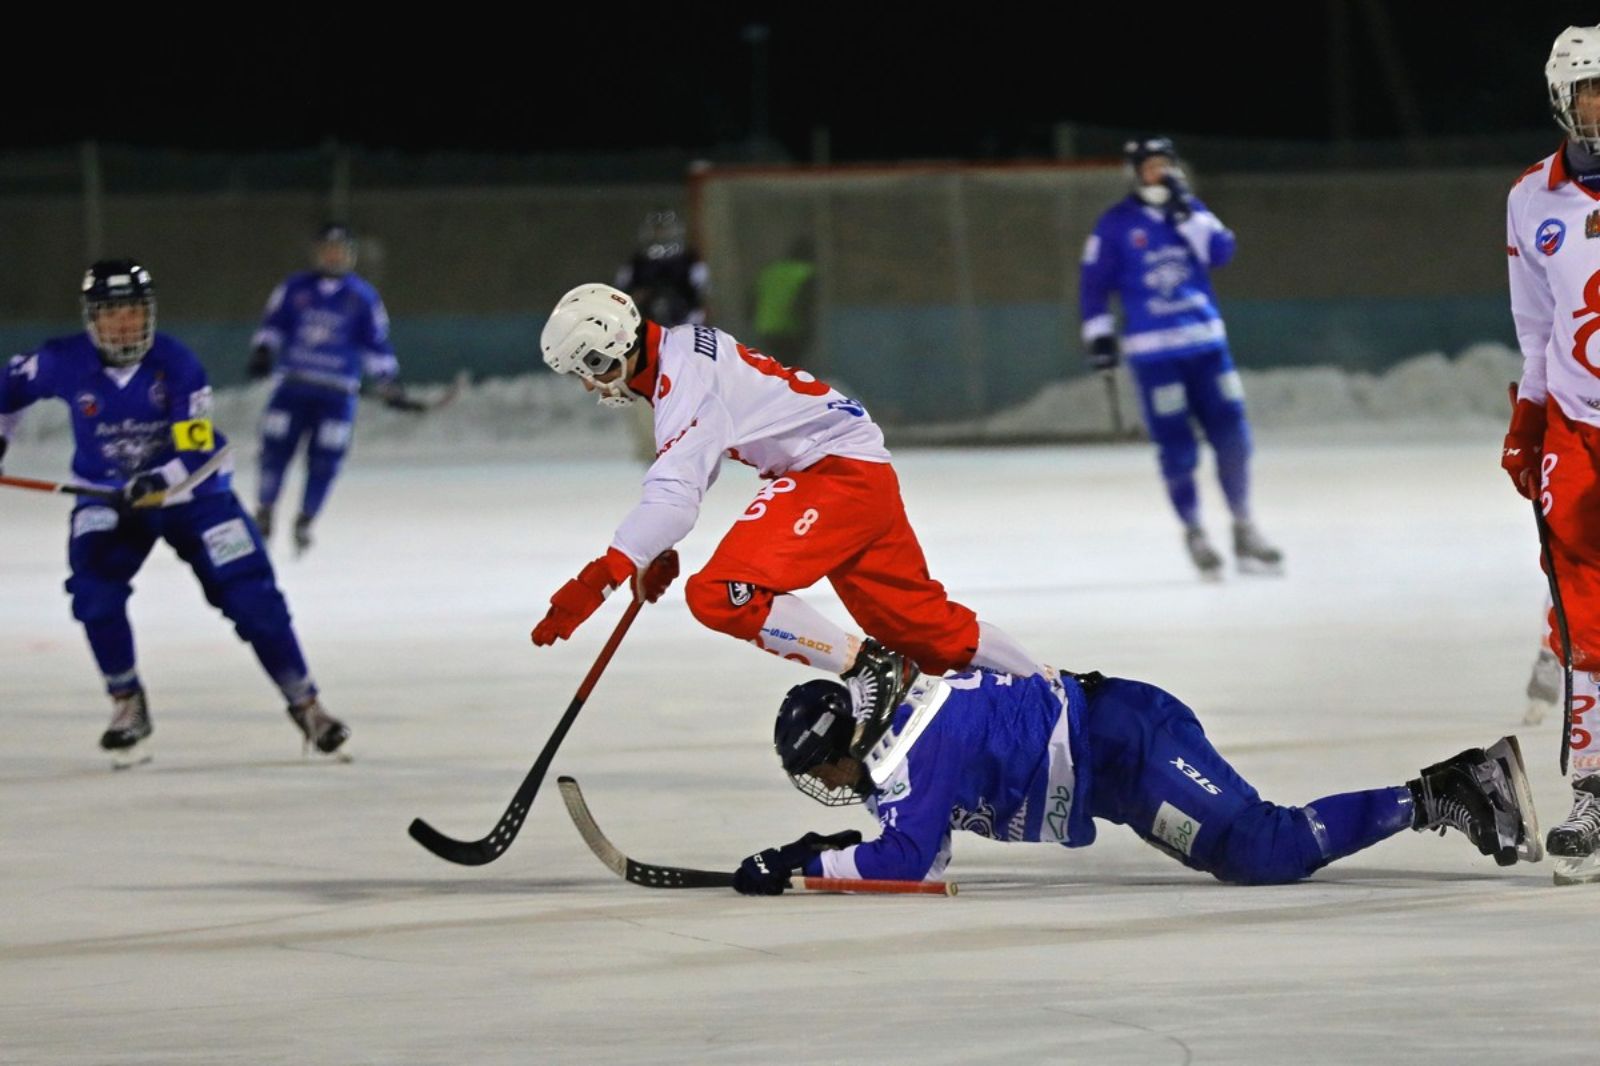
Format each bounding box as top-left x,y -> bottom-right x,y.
313,221 -> 357,275
774,679 -> 866,806
1123,136 -> 1177,169
81,259 -> 155,367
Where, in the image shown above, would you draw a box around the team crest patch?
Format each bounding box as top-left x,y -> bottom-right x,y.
1130,228 -> 1148,249
726,581 -> 754,606
76,391 -> 100,417
148,379 -> 168,409
1152,801 -> 1201,857
657,373 -> 672,400
1587,210 -> 1600,239
1537,218 -> 1567,256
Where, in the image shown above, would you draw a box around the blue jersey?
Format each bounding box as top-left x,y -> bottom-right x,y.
811,670 -> 1095,883
1079,195 -> 1236,359
252,272 -> 397,395
0,332 -> 229,498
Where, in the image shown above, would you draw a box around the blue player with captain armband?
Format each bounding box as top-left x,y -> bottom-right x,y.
0,260 -> 349,765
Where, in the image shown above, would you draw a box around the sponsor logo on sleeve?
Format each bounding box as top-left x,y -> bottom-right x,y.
1537,218 -> 1567,256
1171,756 -> 1222,795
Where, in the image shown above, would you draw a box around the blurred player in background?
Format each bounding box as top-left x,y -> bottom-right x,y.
247,222 -> 424,555
0,261 -> 348,763
533,283 -> 1044,726
1079,137 -> 1283,580
616,209 -> 710,328
732,666 -> 1538,893
1502,24 -> 1600,884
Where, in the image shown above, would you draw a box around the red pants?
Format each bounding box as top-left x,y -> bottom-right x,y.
684,457 -> 979,672
1541,405 -> 1600,671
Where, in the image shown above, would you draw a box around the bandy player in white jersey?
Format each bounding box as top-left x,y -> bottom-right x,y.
1502,24 -> 1600,883
531,283 -> 1043,719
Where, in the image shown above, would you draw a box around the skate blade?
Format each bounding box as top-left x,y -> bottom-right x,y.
1488,734 -> 1543,863
1236,558 -> 1285,577
1197,567 -> 1224,584
302,742 -> 353,764
1553,853 -> 1600,885
108,740 -> 152,770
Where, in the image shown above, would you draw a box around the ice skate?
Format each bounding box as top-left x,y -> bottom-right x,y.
1232,520 -> 1284,576
1548,775 -> 1600,885
1523,648 -> 1561,726
841,638 -> 918,731
100,688 -> 152,769
1409,735 -> 1540,866
287,696 -> 351,759
255,504 -> 274,541
1183,525 -> 1223,582
292,513 -> 314,557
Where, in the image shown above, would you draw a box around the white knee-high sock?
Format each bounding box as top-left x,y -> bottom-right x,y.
753,594 -> 855,673
969,620 -> 1045,677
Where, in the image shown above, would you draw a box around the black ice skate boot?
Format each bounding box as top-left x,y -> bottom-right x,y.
1547,775 -> 1600,885
292,514 -> 314,556
101,688 -> 153,768
1183,525 -> 1223,582
840,638 -> 919,734
287,696 -> 350,758
1409,736 -> 1540,867
1232,520 -> 1284,576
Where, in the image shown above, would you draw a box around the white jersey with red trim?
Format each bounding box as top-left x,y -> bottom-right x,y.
1507,146 -> 1600,426
609,323 -> 890,566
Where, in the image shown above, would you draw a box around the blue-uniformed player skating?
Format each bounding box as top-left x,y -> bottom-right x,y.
1079,137 -> 1283,579
731,667 -> 1540,893
0,260 -> 349,764
247,223 -> 421,555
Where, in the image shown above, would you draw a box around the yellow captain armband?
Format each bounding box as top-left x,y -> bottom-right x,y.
172,418 -> 215,452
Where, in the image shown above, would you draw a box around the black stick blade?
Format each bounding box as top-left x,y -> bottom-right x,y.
558,775 -> 734,889
408,796 -> 532,866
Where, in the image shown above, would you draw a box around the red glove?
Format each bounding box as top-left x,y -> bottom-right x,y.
1502,391 -> 1547,501
531,549 -> 680,646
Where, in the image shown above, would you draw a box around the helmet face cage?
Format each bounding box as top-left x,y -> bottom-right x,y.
1548,27 -> 1600,154
1123,136 -> 1183,205
82,261 -> 156,367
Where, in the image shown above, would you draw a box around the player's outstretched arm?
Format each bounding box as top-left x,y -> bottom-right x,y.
531,549 -> 679,646
731,830 -> 863,896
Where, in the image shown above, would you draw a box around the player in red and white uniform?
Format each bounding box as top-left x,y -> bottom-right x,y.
531,283 -> 1042,716
1503,24 -> 1600,882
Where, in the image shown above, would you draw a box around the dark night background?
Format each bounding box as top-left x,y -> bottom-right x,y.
7,5 -> 1598,161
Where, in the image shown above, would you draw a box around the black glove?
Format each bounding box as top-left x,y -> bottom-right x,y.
246,345 -> 273,381
1086,335 -> 1120,372
376,380 -> 427,413
1163,173 -> 1194,225
122,470 -> 168,506
732,829 -> 863,896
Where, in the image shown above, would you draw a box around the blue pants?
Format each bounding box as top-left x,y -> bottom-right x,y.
1082,679 -> 1411,885
258,385 -> 357,520
65,493 -> 315,703
1127,345 -> 1253,526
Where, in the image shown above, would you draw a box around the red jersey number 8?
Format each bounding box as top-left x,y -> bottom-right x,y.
1573,268 -> 1600,379
736,343 -> 830,396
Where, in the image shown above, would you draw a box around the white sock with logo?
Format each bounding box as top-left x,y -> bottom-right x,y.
753,594 -> 854,673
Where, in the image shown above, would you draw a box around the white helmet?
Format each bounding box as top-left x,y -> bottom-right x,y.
1548,25 -> 1600,153
540,283 -> 643,408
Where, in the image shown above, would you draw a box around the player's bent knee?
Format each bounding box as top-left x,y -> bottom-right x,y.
65,576 -> 131,623
218,575 -> 292,641
1207,805 -> 1323,886
684,572 -> 771,640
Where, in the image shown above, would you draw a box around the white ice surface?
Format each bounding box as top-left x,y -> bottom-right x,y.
1,407 -> 1590,1064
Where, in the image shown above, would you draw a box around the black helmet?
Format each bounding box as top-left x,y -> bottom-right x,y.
774,679 -> 868,806
81,259 -> 155,367
1123,136 -> 1177,169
